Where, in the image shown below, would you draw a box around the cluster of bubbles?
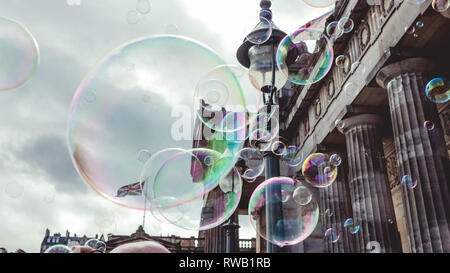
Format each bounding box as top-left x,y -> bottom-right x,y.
326,17 -> 355,41
0,17 -> 39,91
248,177 -> 319,247
401,175 -> 418,189
127,0 -> 152,25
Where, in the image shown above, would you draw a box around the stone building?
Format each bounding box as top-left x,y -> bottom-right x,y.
200,0 -> 450,253
40,228 -> 104,253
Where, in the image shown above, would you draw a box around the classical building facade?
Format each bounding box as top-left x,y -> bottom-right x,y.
199,0 -> 450,253
40,228 -> 104,253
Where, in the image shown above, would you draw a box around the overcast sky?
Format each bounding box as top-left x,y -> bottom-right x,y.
0,0 -> 332,253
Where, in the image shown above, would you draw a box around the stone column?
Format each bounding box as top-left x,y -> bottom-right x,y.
341,114 -> 399,253
319,151 -> 356,253
376,58 -> 450,253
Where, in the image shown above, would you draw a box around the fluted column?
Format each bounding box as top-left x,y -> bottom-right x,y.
376,58 -> 450,253
319,151 -> 356,253
341,114 -> 399,253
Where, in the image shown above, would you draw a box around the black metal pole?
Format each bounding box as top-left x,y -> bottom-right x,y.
222,218 -> 240,253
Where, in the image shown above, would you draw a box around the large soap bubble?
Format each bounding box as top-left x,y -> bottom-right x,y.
248,177 -> 319,247
0,17 -> 39,91
68,35 -> 243,209
277,28 -> 333,86
302,153 -> 337,188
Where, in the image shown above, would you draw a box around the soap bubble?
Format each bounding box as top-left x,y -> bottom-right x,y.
272,141 -> 286,156
344,82 -> 358,97
302,0 -> 337,8
277,27 -> 333,85
401,175 -> 418,189
343,218 -> 360,234
0,17 -> 40,91
68,35 -> 241,209
281,145 -> 304,167
338,17 -> 354,33
415,21 -> 424,28
237,147 -> 265,181
136,0 -> 152,15
424,120 -> 435,131
329,154 -> 342,167
249,112 -> 279,150
324,228 -> 340,243
335,55 -> 347,68
292,186 -> 312,205
432,0 -> 450,12
44,245 -> 72,253
249,177 -> 319,247
137,149 -> 151,163
351,61 -> 366,75
326,21 -> 344,40
302,153 -> 338,188
324,208 -> 333,217
406,26 -> 415,34
387,78 -> 403,94
425,77 -> 449,103
335,119 -> 345,130
246,17 -> 272,45
85,239 -> 107,253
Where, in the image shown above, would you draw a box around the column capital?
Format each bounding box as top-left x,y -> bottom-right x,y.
376,58 -> 436,89
341,114 -> 384,134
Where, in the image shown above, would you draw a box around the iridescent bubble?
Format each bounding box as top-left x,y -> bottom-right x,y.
277,27 -> 333,85
85,239 -> 106,252
136,0 -> 152,15
338,17 -> 354,33
249,177 -> 319,247
425,77 -> 450,103
137,149 -> 151,163
344,218 -> 361,234
387,78 -> 403,94
302,153 -> 338,188
246,17 -> 272,45
424,120 -> 435,131
282,145 -> 304,167
432,0 -> 450,12
4,181 -> 24,198
329,154 -> 342,167
415,21 -> 424,28
344,82 -> 358,97
272,141 -> 286,156
44,245 -> 72,253
292,186 -> 312,206
335,55 -> 347,68
156,167 -> 242,231
237,147 -> 264,181
126,10 -> 140,24
68,35 -> 241,209
303,0 -> 337,8
326,21 -> 344,40
401,175 -> 418,189
324,228 -> 340,243
335,119 -> 345,130
249,112 -> 279,150
0,17 -> 40,91
324,208 -> 333,217
406,26 -> 415,34
194,65 -> 251,134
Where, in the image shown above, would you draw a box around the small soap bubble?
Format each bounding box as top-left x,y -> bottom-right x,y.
325,228 -> 340,243
425,77 -> 450,103
415,21 -> 424,28
344,218 -> 360,234
335,119 -> 344,130
136,0 -> 152,15
432,0 -> 450,12
406,26 -> 415,34
292,186 -> 312,206
344,82 -> 358,97
335,55 -> 347,68
338,17 -> 354,33
4,181 -> 24,199
329,154 -> 342,167
44,245 -> 72,253
424,120 -> 434,131
387,79 -> 403,94
401,175 -> 418,189
137,149 -> 152,163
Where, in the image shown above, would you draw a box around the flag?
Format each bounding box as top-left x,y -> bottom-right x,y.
116,180 -> 145,197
